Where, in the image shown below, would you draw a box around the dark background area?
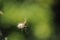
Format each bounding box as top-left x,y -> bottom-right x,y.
52,0 -> 60,39
53,0 -> 60,35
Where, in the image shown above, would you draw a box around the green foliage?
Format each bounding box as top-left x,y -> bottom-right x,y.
0,0 -> 55,40
7,31 -> 26,40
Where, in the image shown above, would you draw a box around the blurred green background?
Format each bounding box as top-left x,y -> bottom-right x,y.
0,0 -> 60,40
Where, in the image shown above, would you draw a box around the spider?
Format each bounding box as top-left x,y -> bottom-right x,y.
17,18 -> 27,29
